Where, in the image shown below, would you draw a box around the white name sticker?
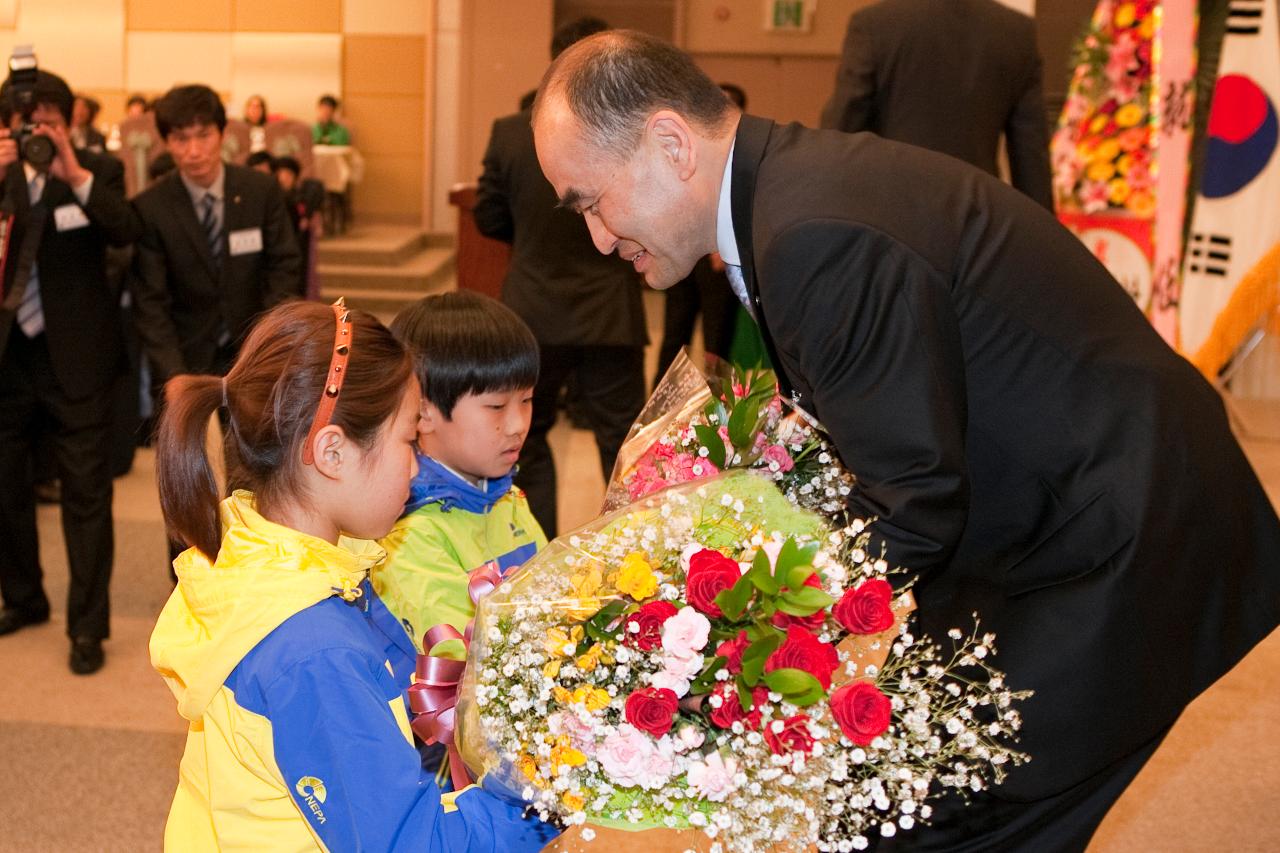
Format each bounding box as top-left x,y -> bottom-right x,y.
228,227 -> 264,256
54,204 -> 90,232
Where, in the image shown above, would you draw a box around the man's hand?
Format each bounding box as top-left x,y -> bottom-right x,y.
0,128 -> 17,172
36,122 -> 91,189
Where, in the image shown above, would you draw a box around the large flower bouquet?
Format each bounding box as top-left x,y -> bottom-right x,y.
435,356 -> 1029,851
1052,0 -> 1157,216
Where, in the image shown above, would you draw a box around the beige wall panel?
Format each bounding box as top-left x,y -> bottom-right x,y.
431,18 -> 460,230
341,93 -> 425,156
344,0 -> 428,35
126,0 -> 232,31
683,0 -> 872,56
356,153 -> 423,222
230,33 -> 341,122
126,32 -> 234,93
0,1 -> 16,27
0,0 -> 126,90
235,0 -> 341,33
694,53 -> 839,128
344,34 -> 425,96
81,88 -> 127,127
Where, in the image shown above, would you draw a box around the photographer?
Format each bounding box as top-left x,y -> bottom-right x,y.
0,58 -> 141,674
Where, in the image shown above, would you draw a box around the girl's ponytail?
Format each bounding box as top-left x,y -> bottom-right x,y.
156,374 -> 225,561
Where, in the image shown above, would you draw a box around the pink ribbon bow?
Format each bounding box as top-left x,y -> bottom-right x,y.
408,624 -> 473,792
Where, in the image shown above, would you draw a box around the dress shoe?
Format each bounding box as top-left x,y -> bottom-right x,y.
0,607 -> 50,636
70,637 -> 105,675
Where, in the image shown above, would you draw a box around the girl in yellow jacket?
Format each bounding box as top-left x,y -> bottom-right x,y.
149,300 -> 557,852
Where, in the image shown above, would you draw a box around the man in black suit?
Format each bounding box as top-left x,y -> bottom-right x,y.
821,0 -> 1053,210
0,69 -> 141,674
474,17 -> 647,537
533,32 -> 1280,850
131,84 -> 299,393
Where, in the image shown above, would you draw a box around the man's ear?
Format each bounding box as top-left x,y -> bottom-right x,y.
308,424 -> 347,480
649,111 -> 696,180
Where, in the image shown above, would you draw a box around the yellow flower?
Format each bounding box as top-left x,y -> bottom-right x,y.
552,685 -> 573,705
570,562 -> 604,598
1116,153 -> 1133,175
544,625 -> 584,658
518,754 -> 543,785
542,659 -> 563,679
1115,103 -> 1144,129
1139,14 -> 1155,39
575,644 -> 603,672
562,792 -> 585,811
1127,191 -> 1155,217
1114,3 -> 1136,28
1107,178 -> 1132,204
1086,160 -> 1116,183
550,736 -> 588,775
572,685 -> 611,711
1089,114 -> 1109,135
1091,139 -> 1121,164
614,551 -> 659,601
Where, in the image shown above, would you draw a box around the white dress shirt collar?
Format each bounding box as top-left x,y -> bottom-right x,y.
180,164 -> 226,206
715,141 -> 740,267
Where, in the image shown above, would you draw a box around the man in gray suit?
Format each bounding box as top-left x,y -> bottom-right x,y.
821,0 -> 1054,210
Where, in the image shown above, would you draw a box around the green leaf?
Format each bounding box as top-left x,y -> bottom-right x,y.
762,667 -> 822,697
736,674 -> 754,712
727,395 -> 762,453
428,638 -> 467,661
714,573 -> 755,621
740,632 -> 783,686
582,599 -> 628,643
744,550 -> 780,595
772,538 -> 818,583
689,655 -> 727,695
693,424 -> 726,470
777,586 -> 836,617
785,565 -> 815,590
749,369 -> 776,398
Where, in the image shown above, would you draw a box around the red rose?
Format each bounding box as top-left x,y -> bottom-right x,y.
830,681 -> 892,746
623,600 -> 679,650
772,573 -> 828,633
624,687 -> 679,737
765,625 -> 840,689
685,549 -> 742,617
708,681 -> 767,730
715,630 -> 750,673
832,579 -> 895,635
763,713 -> 816,756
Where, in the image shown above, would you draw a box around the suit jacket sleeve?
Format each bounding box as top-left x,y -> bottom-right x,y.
820,14 -> 876,132
81,155 -> 142,246
261,179 -> 302,307
129,203 -> 187,383
473,120 -> 515,243
760,221 -> 970,575
1005,50 -> 1054,211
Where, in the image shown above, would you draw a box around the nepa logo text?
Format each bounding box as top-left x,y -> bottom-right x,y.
295,776 -> 328,824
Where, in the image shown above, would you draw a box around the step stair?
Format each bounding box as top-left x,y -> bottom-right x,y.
318,225 -> 455,317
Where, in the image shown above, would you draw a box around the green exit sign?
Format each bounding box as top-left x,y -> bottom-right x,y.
766,0 -> 815,32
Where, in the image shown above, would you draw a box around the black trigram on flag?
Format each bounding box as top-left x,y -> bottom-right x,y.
1187,233 -> 1233,277
1228,0 -> 1265,36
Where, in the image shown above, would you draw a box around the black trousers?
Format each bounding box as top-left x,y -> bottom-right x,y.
516,343 -> 646,538
0,331 -> 114,639
875,725 -> 1169,853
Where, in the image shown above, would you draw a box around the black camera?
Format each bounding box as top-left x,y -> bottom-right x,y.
7,46 -> 55,169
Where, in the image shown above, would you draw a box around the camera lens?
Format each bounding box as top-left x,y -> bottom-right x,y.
22,133 -> 54,168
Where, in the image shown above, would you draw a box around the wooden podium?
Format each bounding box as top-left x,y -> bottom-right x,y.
448,183 -> 510,299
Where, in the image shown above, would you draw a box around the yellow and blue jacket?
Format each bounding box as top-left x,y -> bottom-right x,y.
375,452 -> 546,648
150,491 -> 556,852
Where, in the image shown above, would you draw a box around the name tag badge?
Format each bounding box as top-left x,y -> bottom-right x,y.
54,204 -> 91,232
228,227 -> 264,256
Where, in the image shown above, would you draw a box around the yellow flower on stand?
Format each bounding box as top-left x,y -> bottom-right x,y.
1087,160 -> 1116,183
1091,139 -> 1121,164
1116,153 -> 1133,176
1114,3 -> 1136,28
1139,14 -> 1156,39
550,735 -> 588,775
1115,103 -> 1144,129
1089,114 -> 1108,135
1128,191 -> 1156,217
1107,178 -> 1132,205
613,551 -> 659,601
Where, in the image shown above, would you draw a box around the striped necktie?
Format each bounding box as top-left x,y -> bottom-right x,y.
201,192 -> 223,269
17,175 -> 44,337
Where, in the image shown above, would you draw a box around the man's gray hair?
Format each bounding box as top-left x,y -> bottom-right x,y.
534,30 -> 734,158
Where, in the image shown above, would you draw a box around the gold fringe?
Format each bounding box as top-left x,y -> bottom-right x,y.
1190,241 -> 1280,380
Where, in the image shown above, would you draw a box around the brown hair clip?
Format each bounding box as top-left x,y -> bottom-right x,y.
302,298 -> 354,465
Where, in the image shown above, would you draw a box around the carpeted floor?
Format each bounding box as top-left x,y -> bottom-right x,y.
2,360 -> 1279,851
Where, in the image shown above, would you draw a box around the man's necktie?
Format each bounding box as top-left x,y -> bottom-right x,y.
18,175 -> 44,338
201,193 -> 223,269
725,263 -> 754,318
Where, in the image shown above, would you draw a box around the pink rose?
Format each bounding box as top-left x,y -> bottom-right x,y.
661,606 -> 711,658
598,724 -> 656,788
548,711 -> 595,754
762,444 -> 794,473
672,452 -> 719,483
687,751 -> 739,802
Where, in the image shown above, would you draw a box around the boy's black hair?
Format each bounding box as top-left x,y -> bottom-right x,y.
273,155 -> 301,176
390,291 -> 539,420
155,84 -> 226,138
245,151 -> 273,169
318,94 -> 339,109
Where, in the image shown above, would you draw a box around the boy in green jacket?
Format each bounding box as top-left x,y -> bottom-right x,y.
375,292 -> 546,650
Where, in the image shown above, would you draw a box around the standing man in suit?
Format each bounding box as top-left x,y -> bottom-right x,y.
473,17 -> 647,537
0,68 -> 141,674
131,84 -> 299,398
821,0 -> 1053,210
532,32 -> 1280,850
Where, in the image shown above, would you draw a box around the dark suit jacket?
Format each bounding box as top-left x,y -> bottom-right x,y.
130,163 -> 300,382
474,109 -> 647,348
731,115 -> 1280,800
0,152 -> 140,399
820,0 -> 1053,210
